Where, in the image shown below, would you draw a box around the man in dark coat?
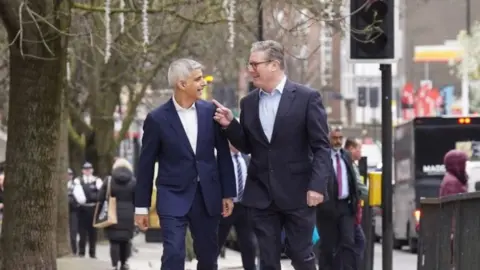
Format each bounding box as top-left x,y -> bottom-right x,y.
213,40 -> 331,270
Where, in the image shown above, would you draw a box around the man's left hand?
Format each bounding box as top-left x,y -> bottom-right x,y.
307,190 -> 324,207
222,198 -> 234,217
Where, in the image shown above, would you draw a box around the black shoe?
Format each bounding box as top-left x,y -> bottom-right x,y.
120,263 -> 130,270
78,253 -> 85,258
89,254 -> 96,259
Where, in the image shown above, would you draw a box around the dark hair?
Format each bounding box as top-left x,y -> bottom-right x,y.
344,137 -> 358,149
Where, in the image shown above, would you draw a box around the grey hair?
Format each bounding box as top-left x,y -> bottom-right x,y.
112,158 -> 133,172
167,58 -> 204,88
250,40 -> 286,70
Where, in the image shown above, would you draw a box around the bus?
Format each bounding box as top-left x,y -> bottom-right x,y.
390,116 -> 480,253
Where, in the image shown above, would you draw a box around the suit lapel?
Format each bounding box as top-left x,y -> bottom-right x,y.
165,99 -> 194,155
252,92 -> 270,145
270,80 -> 296,143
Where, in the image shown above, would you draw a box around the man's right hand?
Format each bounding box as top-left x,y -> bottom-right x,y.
135,214 -> 149,231
212,99 -> 234,127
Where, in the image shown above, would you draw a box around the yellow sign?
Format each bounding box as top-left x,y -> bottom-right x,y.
201,75 -> 214,100
414,45 -> 462,63
368,171 -> 382,206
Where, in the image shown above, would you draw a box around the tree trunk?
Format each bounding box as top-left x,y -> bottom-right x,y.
56,95 -> 71,257
68,137 -> 84,175
0,1 -> 70,269
0,45 -> 63,270
89,105 -> 115,178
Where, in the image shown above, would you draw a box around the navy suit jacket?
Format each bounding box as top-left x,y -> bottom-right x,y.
135,98 -> 236,217
224,80 -> 331,210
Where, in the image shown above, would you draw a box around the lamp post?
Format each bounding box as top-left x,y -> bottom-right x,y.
461,0 -> 471,115
257,0 -> 263,41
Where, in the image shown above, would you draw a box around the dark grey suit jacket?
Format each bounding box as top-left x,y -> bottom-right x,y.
224,79 -> 331,210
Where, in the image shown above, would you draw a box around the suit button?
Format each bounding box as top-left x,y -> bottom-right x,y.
270,169 -> 274,172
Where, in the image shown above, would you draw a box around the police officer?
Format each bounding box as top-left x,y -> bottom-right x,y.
68,168 -> 85,255
76,162 -> 102,258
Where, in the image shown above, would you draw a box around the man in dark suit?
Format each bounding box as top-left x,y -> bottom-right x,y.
217,143 -> 257,270
134,58 -> 237,270
317,128 -> 359,270
213,40 -> 331,270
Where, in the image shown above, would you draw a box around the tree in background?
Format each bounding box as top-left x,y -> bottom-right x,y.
0,0 -> 71,268
451,21 -> 480,112
66,0 -> 226,176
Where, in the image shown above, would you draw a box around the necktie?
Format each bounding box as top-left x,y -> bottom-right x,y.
234,154 -> 244,201
336,153 -> 343,197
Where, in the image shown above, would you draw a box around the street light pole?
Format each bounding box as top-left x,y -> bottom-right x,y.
461,0 -> 471,115
466,0 -> 471,34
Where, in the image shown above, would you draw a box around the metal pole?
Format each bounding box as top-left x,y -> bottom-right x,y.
380,64 -> 393,270
466,0 -> 471,35
257,0 -> 263,41
359,157 -> 374,270
461,0 -> 471,115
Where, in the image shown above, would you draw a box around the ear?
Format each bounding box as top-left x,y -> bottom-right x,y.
271,61 -> 279,72
177,80 -> 186,90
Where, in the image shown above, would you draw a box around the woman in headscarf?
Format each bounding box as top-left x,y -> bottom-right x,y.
99,158 -> 136,270
439,149 -> 468,197
439,149 -> 468,270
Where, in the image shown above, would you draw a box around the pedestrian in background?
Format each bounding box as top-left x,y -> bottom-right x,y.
76,162 -> 103,258
99,158 -> 136,270
317,128 -> 359,270
439,149 -> 468,269
217,142 -> 257,270
67,168 -> 85,255
344,138 -> 369,269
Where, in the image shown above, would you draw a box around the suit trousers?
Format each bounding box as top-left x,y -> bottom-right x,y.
251,203 -> 316,270
217,203 -> 256,270
159,186 -> 220,270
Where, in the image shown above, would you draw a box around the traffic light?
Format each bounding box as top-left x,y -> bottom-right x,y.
350,0 -> 394,60
357,86 -> 367,107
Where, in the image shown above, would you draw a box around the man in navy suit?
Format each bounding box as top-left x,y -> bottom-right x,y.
134,58 -> 237,270
213,40 -> 331,270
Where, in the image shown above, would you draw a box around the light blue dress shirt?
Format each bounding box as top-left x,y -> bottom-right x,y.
331,150 -> 349,199
258,76 -> 287,141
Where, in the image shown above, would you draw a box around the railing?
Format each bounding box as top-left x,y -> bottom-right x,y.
418,192 -> 480,270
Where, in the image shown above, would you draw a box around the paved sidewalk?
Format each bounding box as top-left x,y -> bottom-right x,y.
57,237 -> 416,270
57,256 -> 111,270
94,235 -> 252,270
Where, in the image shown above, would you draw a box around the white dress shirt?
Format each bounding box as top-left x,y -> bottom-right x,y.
231,153 -> 247,203
68,179 -> 87,204
73,175 -> 102,205
173,96 -> 198,153
135,96 -> 198,215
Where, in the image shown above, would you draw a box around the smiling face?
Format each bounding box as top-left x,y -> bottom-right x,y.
248,50 -> 279,90
178,68 -> 206,100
